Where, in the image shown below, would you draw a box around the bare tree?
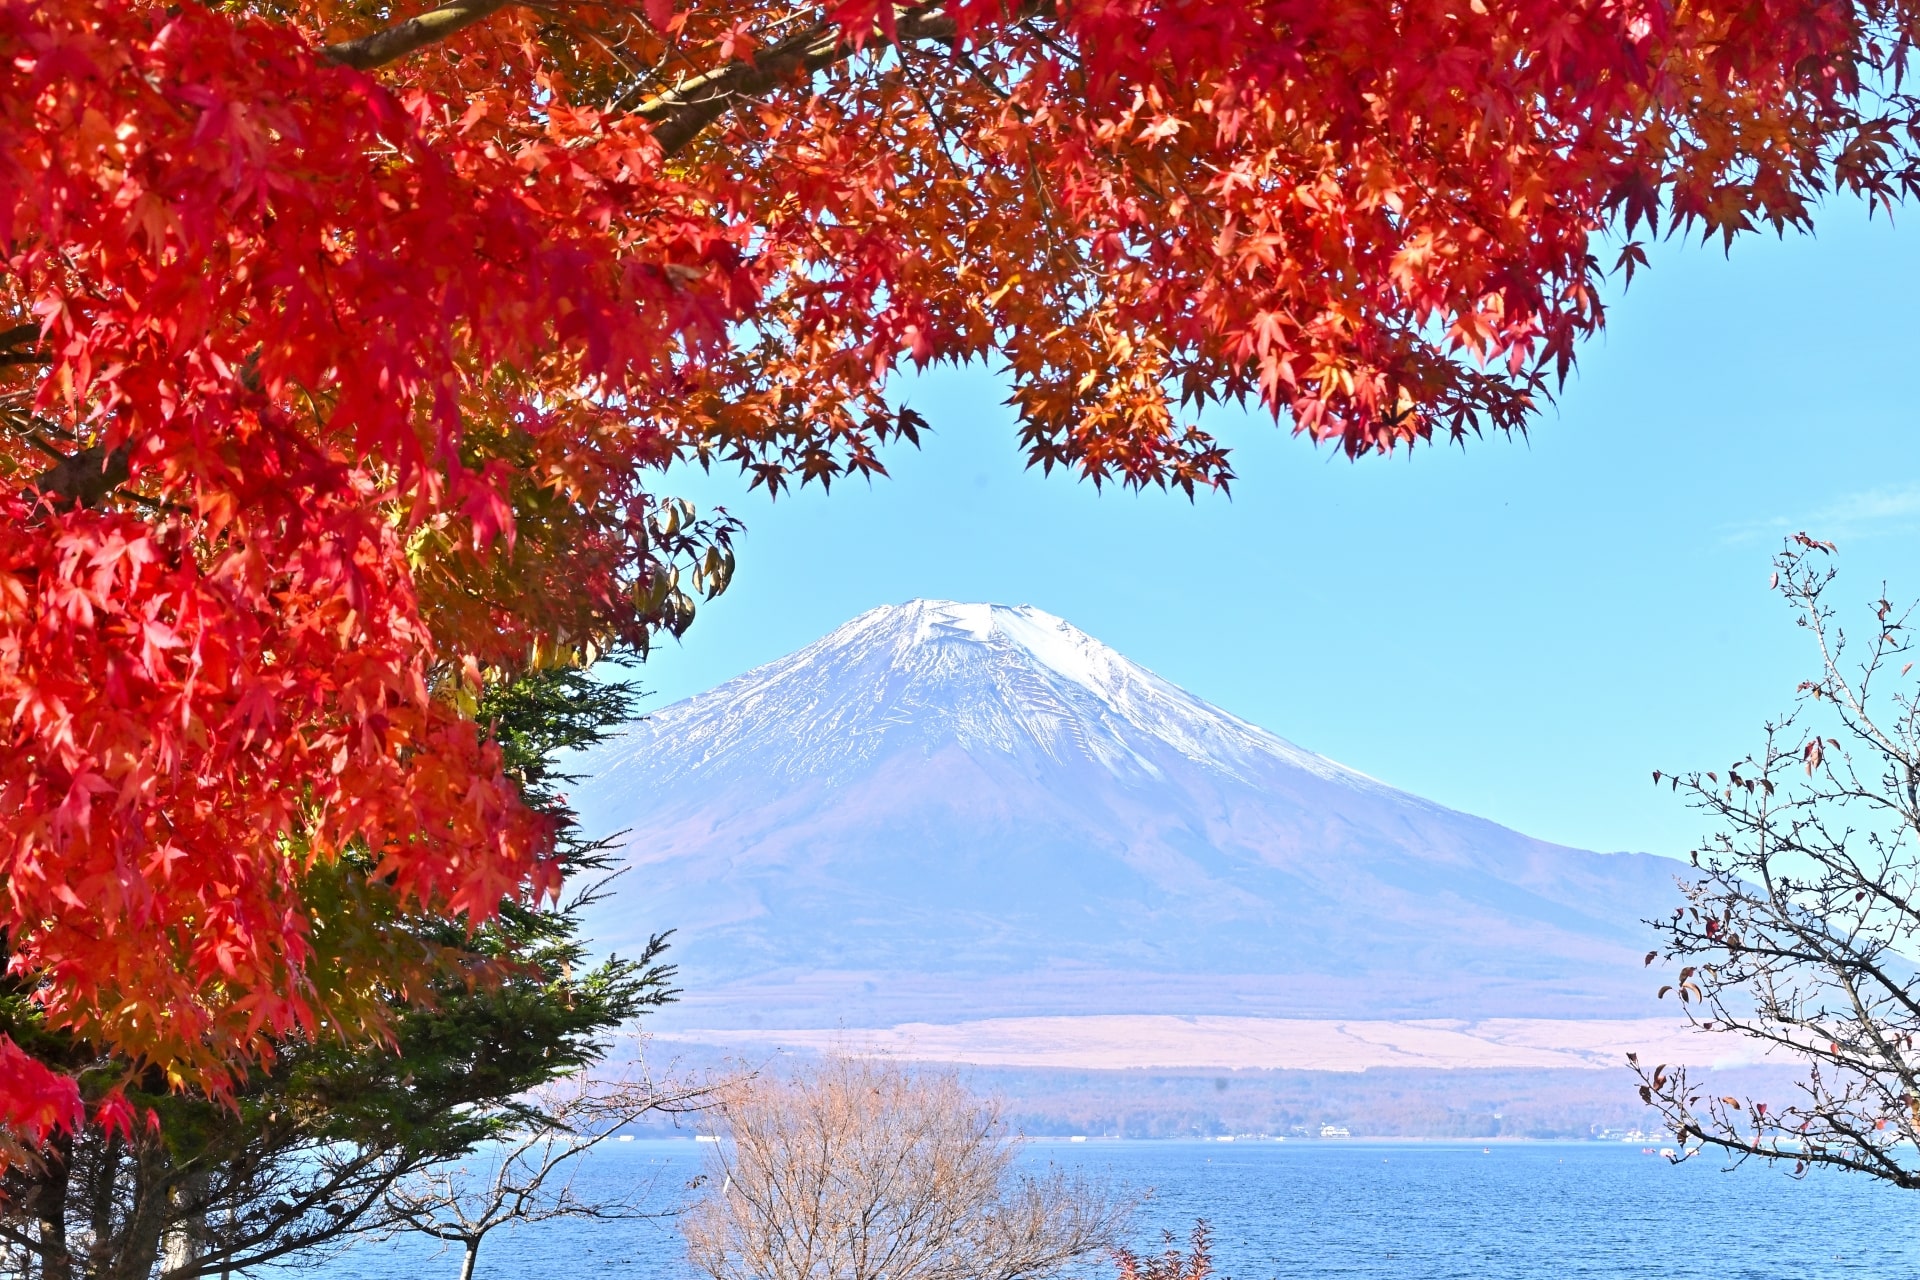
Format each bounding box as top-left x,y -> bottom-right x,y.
382,1062 -> 722,1280
1639,534 -> 1920,1185
683,1055 -> 1130,1280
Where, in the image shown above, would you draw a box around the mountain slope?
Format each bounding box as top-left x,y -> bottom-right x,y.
571,601 -> 1684,1028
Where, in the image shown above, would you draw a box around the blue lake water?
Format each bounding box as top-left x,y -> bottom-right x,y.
306,1138 -> 1920,1279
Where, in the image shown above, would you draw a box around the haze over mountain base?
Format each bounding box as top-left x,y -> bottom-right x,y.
633,1033 -> 1791,1140
966,1062 -> 1797,1140
654,1014 -> 1766,1073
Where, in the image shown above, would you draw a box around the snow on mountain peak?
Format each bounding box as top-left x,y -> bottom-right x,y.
589,597 -> 1385,795
863,599 -> 1128,697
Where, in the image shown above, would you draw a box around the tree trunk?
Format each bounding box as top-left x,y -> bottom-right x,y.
36,1131 -> 72,1280
458,1237 -> 482,1280
158,1170 -> 209,1280
102,1139 -> 171,1280
88,1131 -> 122,1261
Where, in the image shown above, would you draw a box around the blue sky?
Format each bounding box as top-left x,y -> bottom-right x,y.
628,202 -> 1920,860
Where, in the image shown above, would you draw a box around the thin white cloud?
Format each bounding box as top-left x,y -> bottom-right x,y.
1721,482 -> 1920,547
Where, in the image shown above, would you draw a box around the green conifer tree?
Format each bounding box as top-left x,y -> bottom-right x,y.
0,669 -> 669,1280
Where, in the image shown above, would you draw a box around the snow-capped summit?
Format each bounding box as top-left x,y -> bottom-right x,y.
571,602 -> 1684,1030
583,599 -> 1381,793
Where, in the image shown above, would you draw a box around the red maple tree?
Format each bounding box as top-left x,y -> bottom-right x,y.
0,0 -> 1915,1138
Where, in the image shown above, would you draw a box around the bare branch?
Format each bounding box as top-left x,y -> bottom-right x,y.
380,1058 -> 733,1277
1638,536 -> 1920,1188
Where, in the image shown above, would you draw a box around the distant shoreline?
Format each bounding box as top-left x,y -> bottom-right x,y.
616,1134 -> 1677,1147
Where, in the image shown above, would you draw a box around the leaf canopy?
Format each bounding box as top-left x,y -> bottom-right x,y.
1,0 -> 1915,1135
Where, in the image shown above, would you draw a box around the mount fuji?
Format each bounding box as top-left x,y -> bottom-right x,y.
570,601 -> 1687,1037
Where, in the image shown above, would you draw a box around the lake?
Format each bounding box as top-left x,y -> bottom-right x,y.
305,1138 -> 1920,1279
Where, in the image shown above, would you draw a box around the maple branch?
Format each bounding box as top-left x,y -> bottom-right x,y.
320,0 -> 1042,153
0,322 -> 45,367
321,0 -> 516,71
33,441 -> 130,510
638,2 -> 1043,156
